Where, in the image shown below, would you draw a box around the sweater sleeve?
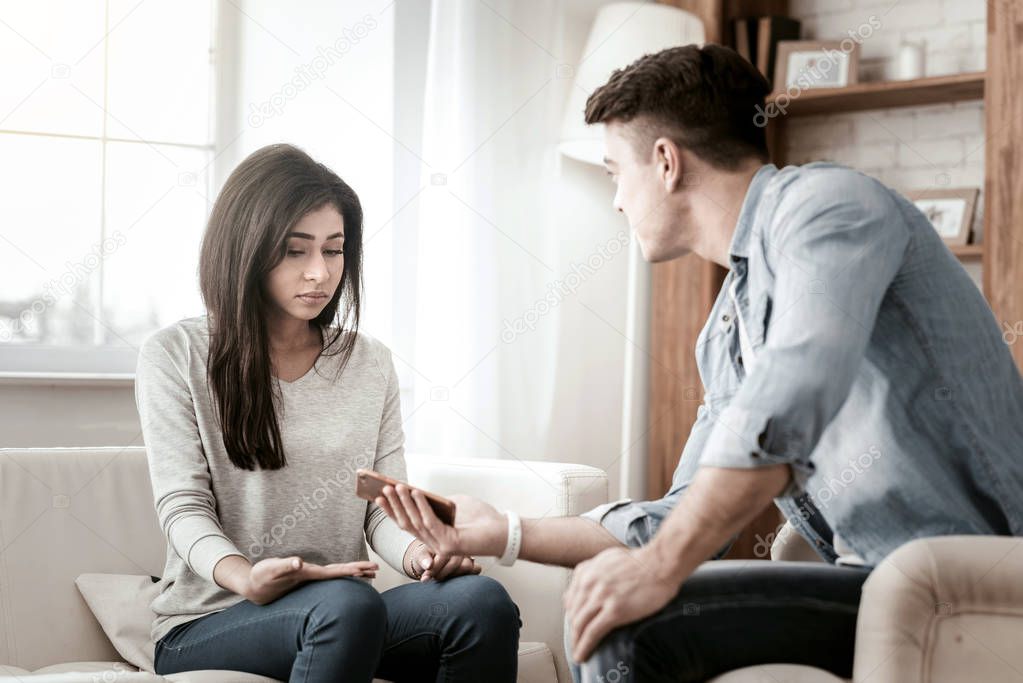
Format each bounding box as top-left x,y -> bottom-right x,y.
135,330 -> 245,586
364,343 -> 417,575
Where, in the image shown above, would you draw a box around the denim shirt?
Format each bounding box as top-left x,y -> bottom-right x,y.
661,162 -> 1023,567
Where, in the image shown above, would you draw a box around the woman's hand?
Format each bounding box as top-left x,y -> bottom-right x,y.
244,556 -> 378,605
377,485 -> 508,559
405,540 -> 482,582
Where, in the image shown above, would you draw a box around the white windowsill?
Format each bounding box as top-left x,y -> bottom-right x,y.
0,372 -> 135,387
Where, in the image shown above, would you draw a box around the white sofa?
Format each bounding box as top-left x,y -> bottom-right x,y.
0,447 -> 607,682
3,446 -> 1021,683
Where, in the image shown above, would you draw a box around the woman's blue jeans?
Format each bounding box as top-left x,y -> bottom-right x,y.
154,574 -> 520,682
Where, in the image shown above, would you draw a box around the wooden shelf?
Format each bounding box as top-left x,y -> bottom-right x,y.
952,244 -> 984,260
767,72 -> 985,117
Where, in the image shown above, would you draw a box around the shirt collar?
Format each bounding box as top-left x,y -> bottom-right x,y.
727,163 -> 777,262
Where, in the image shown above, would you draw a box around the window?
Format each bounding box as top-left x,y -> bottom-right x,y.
0,1 -> 215,374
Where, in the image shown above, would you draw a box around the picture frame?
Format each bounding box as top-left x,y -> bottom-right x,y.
774,40 -> 860,93
906,188 -> 979,246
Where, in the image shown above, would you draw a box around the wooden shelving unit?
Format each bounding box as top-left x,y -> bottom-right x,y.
766,71 -> 985,117
768,74 -> 987,266
951,244 -> 984,260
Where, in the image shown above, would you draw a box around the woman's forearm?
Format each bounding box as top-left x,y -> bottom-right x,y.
213,554 -> 252,597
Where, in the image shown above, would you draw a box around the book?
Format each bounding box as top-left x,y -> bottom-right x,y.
756,16 -> 801,89
732,18 -> 759,66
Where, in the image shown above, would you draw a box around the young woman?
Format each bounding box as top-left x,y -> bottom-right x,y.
135,144 -> 520,682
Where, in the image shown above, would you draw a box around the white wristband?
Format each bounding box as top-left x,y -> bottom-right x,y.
498,510 -> 522,566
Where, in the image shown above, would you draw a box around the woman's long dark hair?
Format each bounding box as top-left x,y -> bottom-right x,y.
198,144 -> 363,471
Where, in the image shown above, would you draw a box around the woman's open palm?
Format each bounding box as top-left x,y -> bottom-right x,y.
246,556 -> 378,605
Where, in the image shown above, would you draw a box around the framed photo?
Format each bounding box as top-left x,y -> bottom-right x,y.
774,40 -> 860,92
906,188 -> 979,246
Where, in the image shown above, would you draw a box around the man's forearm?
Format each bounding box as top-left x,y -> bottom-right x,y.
518,516 -> 625,568
644,465 -> 791,582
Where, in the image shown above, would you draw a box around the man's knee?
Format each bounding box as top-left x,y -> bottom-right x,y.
577,628 -> 634,683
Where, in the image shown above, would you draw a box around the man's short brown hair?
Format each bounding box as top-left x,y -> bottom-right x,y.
585,44 -> 770,169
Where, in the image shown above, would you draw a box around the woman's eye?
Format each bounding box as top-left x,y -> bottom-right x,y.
286,250 -> 303,256
325,249 -> 344,256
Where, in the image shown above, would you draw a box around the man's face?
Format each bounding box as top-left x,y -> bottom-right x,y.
603,121 -> 689,263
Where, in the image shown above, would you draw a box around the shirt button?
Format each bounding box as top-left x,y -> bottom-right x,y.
722,314 -> 730,322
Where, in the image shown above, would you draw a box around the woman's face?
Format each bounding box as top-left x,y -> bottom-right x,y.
265,203 -> 345,325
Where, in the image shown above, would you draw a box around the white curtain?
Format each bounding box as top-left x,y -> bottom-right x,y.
404,0 -> 638,496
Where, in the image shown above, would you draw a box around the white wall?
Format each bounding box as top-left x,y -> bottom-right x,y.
783,0 -> 986,285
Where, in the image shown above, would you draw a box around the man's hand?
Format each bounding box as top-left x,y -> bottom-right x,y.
564,545 -> 683,662
564,464 -> 791,662
405,540 -> 482,581
377,484 -> 508,558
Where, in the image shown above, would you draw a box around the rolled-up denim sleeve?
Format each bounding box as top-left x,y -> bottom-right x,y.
699,171 -> 909,497
582,401 -> 736,557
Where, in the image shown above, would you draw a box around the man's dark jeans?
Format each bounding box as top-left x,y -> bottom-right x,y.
570,560 -> 870,683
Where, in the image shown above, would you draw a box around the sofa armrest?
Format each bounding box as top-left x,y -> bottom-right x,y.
853,535 -> 1023,683
404,455 -> 609,518
369,455 -> 608,683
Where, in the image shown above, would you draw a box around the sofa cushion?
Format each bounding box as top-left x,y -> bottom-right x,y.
0,660 -> 155,681
75,574 -> 162,674
708,663 -> 849,682
514,642 -> 556,683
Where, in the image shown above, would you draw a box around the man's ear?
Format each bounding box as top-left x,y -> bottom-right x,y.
653,137 -> 683,192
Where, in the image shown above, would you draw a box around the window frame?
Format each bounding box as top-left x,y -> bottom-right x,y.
0,0 -> 222,381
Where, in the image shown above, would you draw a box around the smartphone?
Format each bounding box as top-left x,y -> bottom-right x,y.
355,469 -> 457,526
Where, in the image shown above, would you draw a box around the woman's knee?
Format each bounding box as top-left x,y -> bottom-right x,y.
449,575 -> 521,635
304,577 -> 387,636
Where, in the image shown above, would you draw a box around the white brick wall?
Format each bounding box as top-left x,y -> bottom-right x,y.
793,0 -> 985,79
781,0 -> 986,286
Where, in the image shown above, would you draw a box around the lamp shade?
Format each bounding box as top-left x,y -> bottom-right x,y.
559,2 -> 705,165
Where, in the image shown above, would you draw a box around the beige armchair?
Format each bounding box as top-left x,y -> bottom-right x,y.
712,524 -> 1023,683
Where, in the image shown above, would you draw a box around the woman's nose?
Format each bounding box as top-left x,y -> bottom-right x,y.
305,254 -> 329,281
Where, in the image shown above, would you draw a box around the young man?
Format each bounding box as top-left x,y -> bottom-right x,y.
377,44 -> 1023,682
